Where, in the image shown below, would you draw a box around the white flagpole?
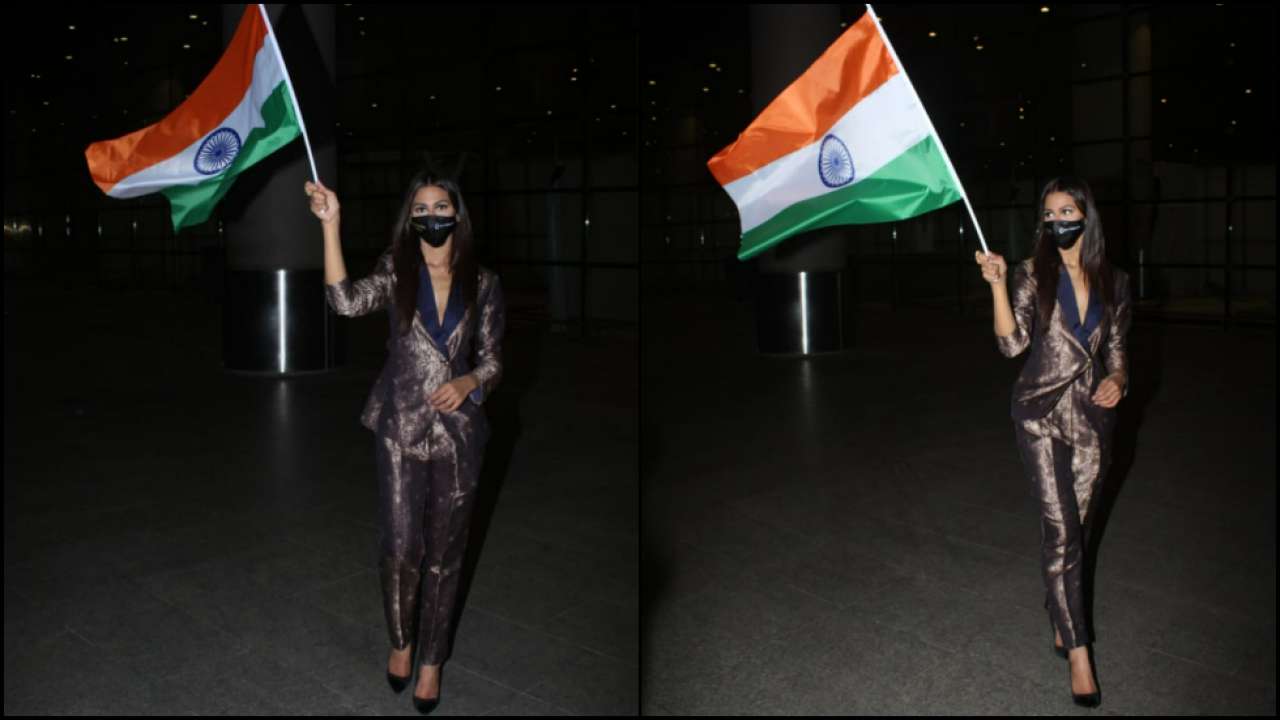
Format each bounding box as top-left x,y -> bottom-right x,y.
257,3 -> 319,183
865,4 -> 990,255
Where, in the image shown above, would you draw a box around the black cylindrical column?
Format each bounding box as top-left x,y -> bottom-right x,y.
221,4 -> 338,375
749,4 -> 849,355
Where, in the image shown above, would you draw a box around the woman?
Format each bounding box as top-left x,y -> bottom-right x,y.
975,176 -> 1131,708
305,171 -> 504,714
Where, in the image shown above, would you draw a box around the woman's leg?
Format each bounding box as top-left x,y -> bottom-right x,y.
375,436 -> 430,654
416,450 -> 482,671
1016,424 -> 1090,650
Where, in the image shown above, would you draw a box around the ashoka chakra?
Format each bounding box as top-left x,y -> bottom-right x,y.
194,128 -> 242,175
818,134 -> 855,188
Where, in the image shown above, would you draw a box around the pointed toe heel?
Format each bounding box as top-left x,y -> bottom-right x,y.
1072,690 -> 1101,708
388,671 -> 410,693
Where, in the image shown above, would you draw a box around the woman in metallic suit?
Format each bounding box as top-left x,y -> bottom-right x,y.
974,176 -> 1131,709
305,171 -> 504,714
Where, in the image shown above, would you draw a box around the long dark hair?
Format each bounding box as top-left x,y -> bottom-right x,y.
390,171 -> 479,336
1032,176 -> 1115,330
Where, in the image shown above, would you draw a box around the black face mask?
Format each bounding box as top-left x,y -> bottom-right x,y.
409,215 -> 457,248
1044,220 -> 1085,249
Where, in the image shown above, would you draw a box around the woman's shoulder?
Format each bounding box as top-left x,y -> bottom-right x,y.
478,265 -> 500,287
376,246 -> 396,271
1014,257 -> 1037,283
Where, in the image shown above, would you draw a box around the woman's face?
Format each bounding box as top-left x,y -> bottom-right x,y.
411,184 -> 456,219
1042,191 -> 1083,223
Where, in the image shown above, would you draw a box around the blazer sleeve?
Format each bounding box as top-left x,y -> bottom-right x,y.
1102,269 -> 1132,397
996,261 -> 1037,358
467,273 -> 505,405
325,250 -> 394,318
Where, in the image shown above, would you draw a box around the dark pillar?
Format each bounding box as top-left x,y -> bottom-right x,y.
749,4 -> 848,355
221,4 -> 338,375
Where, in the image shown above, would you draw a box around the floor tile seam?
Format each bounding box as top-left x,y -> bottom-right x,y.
523,676 -> 631,715
61,580 -> 252,669
125,545 -> 368,607
462,606 -> 639,670
875,514 -> 1032,564
1144,645 -> 1278,691
541,586 -> 638,629
304,595 -> 383,633
444,656 -> 543,696
858,614 -> 1068,698
1101,576 -> 1277,631
693,503 -> 841,551
481,688 -> 577,716
1097,526 -> 1275,572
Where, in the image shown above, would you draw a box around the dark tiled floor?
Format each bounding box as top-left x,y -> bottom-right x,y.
642,292 -> 1276,715
4,276 -> 637,715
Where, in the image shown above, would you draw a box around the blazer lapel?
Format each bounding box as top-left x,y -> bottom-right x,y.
1054,303 -> 1089,357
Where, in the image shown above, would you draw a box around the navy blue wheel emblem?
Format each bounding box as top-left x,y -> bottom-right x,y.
818,134 -> 855,188
194,128 -> 242,175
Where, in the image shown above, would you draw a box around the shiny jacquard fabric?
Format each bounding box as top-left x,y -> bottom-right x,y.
999,258 -> 1132,650
375,434 -> 479,664
325,249 -> 504,666
324,249 -> 505,463
998,259 -> 1131,431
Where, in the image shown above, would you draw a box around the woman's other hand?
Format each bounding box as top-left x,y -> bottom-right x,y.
975,250 -> 1006,285
1092,374 -> 1125,408
429,376 -> 479,413
304,180 -> 340,226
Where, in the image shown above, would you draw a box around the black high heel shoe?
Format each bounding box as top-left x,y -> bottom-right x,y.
387,644 -> 413,694
1070,647 -> 1101,708
388,671 -> 411,693
412,665 -> 441,714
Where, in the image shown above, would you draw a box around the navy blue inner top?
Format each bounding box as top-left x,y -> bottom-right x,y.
418,262 -> 463,352
1058,264 -> 1103,349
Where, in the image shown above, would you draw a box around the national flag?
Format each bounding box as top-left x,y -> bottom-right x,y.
708,7 -> 965,260
85,4 -> 307,232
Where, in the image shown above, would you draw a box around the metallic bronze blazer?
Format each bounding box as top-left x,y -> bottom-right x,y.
998,258 -> 1132,433
325,250 -> 505,462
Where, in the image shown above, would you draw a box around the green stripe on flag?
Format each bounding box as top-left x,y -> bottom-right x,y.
161,82 -> 301,232
737,135 -> 962,261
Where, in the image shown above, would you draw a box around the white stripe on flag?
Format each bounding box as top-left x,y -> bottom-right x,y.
723,73 -> 930,234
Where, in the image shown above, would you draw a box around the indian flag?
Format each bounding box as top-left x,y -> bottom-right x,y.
84,4 -> 304,232
708,7 -> 965,261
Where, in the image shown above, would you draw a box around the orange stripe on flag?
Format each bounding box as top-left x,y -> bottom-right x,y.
707,11 -> 897,187
85,5 -> 268,194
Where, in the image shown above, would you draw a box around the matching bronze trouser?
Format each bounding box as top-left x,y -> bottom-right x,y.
1015,416 -> 1108,650
375,435 -> 480,667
